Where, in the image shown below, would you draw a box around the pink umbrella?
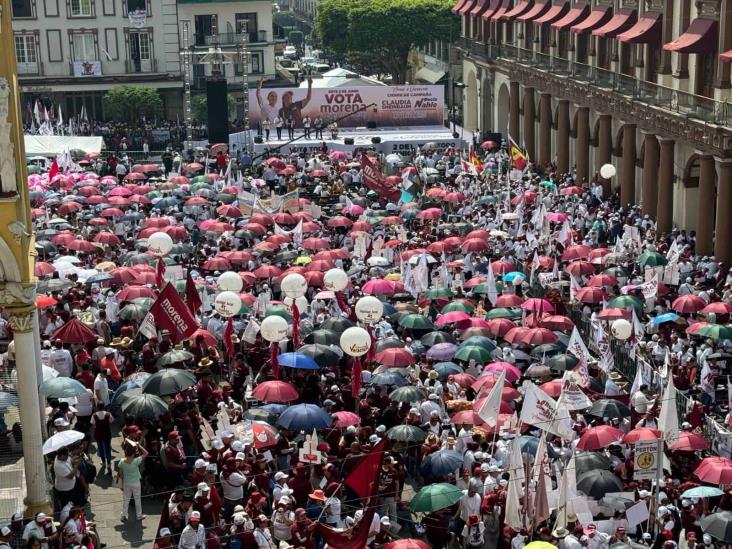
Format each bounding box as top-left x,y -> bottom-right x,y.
672,295 -> 707,314
107,186 -> 133,197
520,328 -> 558,346
546,212 -> 567,222
416,208 -> 443,221
332,411 -> 360,427
483,362 -> 522,382
92,232 -> 121,245
435,311 -> 471,326
540,315 -> 575,331
485,318 -> 516,337
577,425 -> 624,451
362,279 -> 396,296
565,260 -> 596,277
504,327 -> 530,344
328,151 -> 348,162
520,298 -> 554,313
561,244 -> 591,261
117,285 -> 157,301
490,260 -> 515,274
341,205 -> 365,215
375,348 -> 416,367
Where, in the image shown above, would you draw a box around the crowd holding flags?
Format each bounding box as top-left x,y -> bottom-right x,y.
508,134 -> 528,170
25,99 -> 90,135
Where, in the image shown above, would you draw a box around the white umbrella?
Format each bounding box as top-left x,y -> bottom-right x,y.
42,430 -> 84,455
408,254 -> 437,265
54,256 -> 82,264
367,256 -> 390,267
42,365 -> 59,381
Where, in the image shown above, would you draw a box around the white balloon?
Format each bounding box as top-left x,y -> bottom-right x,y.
217,271 -> 243,293
611,318 -> 632,340
323,268 -> 348,292
355,296 -> 384,324
281,273 -> 308,299
261,315 -> 289,342
283,296 -> 309,313
340,326 -> 371,357
600,163 -> 617,179
214,291 -> 241,318
147,231 -> 173,256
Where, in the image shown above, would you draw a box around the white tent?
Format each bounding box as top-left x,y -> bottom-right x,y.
24,135 -> 103,156
299,68 -> 386,88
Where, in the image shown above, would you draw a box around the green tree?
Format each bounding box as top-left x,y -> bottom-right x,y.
316,0 -> 458,84
190,94 -> 238,125
102,86 -> 163,123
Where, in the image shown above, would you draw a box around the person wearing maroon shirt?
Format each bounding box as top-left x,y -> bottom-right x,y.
158,331 -> 172,354
291,508 -> 315,549
423,509 -> 450,549
163,431 -> 186,486
289,463 -> 312,507
75,362 -> 95,390
228,355 -> 250,400
142,337 -> 159,373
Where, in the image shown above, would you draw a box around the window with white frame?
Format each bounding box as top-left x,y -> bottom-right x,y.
73,33 -> 97,60
70,0 -> 92,16
15,35 -> 36,64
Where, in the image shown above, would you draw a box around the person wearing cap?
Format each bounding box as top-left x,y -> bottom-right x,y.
583,523 -> 610,549
93,367 -> 110,406
221,457 -> 247,521
189,459 -> 209,487
116,442 -> 148,522
22,513 -> 57,549
378,456 -> 398,527
290,508 -> 314,549
0,525 -> 12,549
272,497 -> 295,543
273,472 -> 290,504
9,512 -> 23,548
153,527 -> 174,549
253,514 -> 275,549
193,481 -> 220,528
163,431 -> 186,486
49,339 -> 73,378
462,514 -> 485,549
179,511 -> 206,549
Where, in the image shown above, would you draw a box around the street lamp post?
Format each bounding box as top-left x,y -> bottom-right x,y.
240,30 -> 251,154
181,22 -> 193,152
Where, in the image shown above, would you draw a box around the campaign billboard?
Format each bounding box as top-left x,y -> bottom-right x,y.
248,85 -> 444,128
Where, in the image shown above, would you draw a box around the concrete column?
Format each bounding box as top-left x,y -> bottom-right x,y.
642,132 -> 660,218
621,123 -> 637,207
656,138 -> 675,235
697,153 -> 717,257
557,100 -> 570,174
539,93 -> 552,165
8,307 -> 50,516
31,312 -> 47,438
523,87 -> 536,161
715,158 -> 732,265
509,81 -> 521,141
597,114 -> 612,196
575,106 -> 590,184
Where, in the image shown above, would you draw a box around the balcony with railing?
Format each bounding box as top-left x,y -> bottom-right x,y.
457,38 -> 732,128
17,61 -> 41,76
193,30 -> 269,47
125,58 -> 159,74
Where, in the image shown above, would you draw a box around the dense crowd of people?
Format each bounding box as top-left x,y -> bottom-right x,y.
6,137 -> 732,549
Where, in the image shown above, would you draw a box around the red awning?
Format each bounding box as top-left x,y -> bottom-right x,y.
571,6 -> 612,34
481,0 -> 503,20
617,12 -> 662,44
517,0 -> 549,22
470,0 -> 492,16
501,0 -> 533,20
488,0 -> 511,20
459,0 -> 478,15
552,4 -> 589,30
592,9 -> 637,38
721,50 -> 732,63
533,2 -> 568,25
452,0 -> 468,13
663,18 -> 718,54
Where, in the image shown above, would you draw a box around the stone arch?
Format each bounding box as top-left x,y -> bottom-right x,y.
613,126 -> 624,157
590,117 -> 600,146
464,70 -> 478,132
496,82 -> 510,139
683,153 -> 701,188
570,109 -> 578,139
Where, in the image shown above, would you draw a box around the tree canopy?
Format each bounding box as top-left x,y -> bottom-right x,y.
102,86 -> 163,123
316,0 -> 458,84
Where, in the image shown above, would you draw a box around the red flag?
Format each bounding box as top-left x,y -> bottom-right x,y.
223,318 -> 234,357
291,303 -> 301,348
270,343 -> 280,380
351,357 -> 362,400
316,506 -> 375,549
185,271 -> 202,314
48,158 -> 59,180
344,438 -> 386,499
360,155 -> 400,202
335,291 -> 356,322
144,283 -> 199,343
155,257 -> 166,288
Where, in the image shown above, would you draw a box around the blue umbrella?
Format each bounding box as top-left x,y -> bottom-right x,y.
86,273 -> 115,284
461,336 -> 497,351
652,312 -> 680,325
277,404 -> 332,431
502,271 -> 526,283
682,486 -> 724,498
111,374 -> 151,405
278,352 -> 320,370
517,435 -> 559,459
421,449 -> 464,477
432,362 -> 463,380
261,403 -> 289,414
370,371 -> 408,387
0,392 -> 19,408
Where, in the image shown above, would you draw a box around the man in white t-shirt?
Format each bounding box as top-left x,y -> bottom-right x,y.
53,448 -> 79,509
22,513 -> 57,549
94,369 -> 110,406
49,339 -> 73,377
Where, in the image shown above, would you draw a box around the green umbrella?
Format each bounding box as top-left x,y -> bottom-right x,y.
539,180 -> 556,189
157,349 -> 194,367
441,302 -> 474,314
698,324 -> 732,341
265,305 -> 293,322
410,483 -> 464,512
388,386 -> 427,402
424,287 -> 454,299
607,295 -> 643,312
119,303 -> 150,321
454,344 -> 493,363
146,190 -> 163,199
190,175 -> 210,185
638,251 -> 667,268
156,197 -> 180,210
40,377 -> 88,398
121,393 -> 169,420
399,314 -> 435,330
486,307 -> 520,319
27,164 -> 42,174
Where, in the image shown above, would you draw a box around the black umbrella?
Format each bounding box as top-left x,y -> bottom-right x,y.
303,329 -> 340,346
142,368 -> 196,396
576,470 -> 623,499
421,331 -> 457,347
35,240 -> 59,255
701,511 -> 732,542
274,250 -> 299,263
387,424 -> 427,442
589,399 -> 630,420
244,407 -> 280,425
531,343 -> 564,357
575,451 -> 613,475
421,449 -> 463,477
296,344 -> 341,367
600,495 -> 636,513
547,353 -> 579,372
389,386 -> 427,402
376,337 -> 405,353
320,317 -> 354,333
121,393 -> 169,420
370,371 -> 408,387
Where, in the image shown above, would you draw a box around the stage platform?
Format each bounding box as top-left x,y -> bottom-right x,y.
229,125 -> 465,156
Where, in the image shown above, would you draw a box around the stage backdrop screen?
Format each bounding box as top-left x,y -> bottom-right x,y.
248,85 -> 444,128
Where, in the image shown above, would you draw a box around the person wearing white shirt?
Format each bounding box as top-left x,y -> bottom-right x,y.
94,370 -> 110,406
631,385 -> 651,414
220,468 -> 247,519
22,514 -> 57,549
49,342 -> 74,377
53,448 -> 79,509
584,524 -> 610,549
178,512 -> 206,549
253,516 -> 276,549
456,481 -> 482,524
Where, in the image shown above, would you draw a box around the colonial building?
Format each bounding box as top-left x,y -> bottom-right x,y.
11,0 -> 183,119
454,0 -> 732,263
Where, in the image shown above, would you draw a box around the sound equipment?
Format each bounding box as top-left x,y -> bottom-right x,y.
452,132 -> 460,139
344,137 -> 354,145
371,137 -> 381,144
366,121 -> 377,129
254,136 -> 263,144
206,78 -> 229,144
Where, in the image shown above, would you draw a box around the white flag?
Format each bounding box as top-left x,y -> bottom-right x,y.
242,318 -> 260,344
560,371 -> 592,410
569,274 -> 582,302
485,263 -> 499,306
413,253 -> 430,293
701,359 -> 715,397
630,361 -> 644,396
504,438 -> 525,531
477,370 -> 505,427
632,307 -> 645,338
138,312 -> 157,339
657,374 -> 679,447
520,383 -> 574,440
593,322 -> 613,372
637,272 -> 659,299
566,327 -> 591,386
666,239 -> 680,264
554,453 -> 578,529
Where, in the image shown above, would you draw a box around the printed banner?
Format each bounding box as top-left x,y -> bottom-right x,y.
282,190 -> 300,213
73,61 -> 102,77
561,371 -> 592,411
139,283 -> 200,342
633,440 -> 659,480
249,85 -> 444,127
361,155 -> 400,201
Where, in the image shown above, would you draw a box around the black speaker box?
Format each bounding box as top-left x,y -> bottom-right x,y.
344,137 -> 354,145
371,137 -> 381,144
206,79 -> 229,144
366,121 -> 377,129
254,136 -> 263,144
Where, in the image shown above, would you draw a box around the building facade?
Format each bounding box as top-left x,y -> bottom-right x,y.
455,0 -> 732,263
11,0 -> 183,120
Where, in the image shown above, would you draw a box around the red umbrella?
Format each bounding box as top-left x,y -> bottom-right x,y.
461,238 -> 489,253
109,267 -> 139,284
450,409 -> 483,425
303,271 -> 324,287
362,279 -> 396,296
576,287 -> 608,304
587,274 -> 619,288
327,216 -> 353,228
464,276 -> 487,289
496,295 -> 523,308
480,140 -> 497,149
309,169 -> 328,178
252,381 -> 299,402
504,327 -> 530,344
623,427 -> 662,444
190,328 -> 217,347
52,319 -> 98,345
416,208 -> 443,221
541,315 -> 574,332
381,216 -> 402,226
35,262 -> 56,277
670,431 -> 710,451
521,298 -> 554,313
332,411 -> 361,428
169,175 -> 189,185
464,229 -> 489,241
471,374 -> 515,393
250,421 -> 279,448
672,295 -> 707,314
444,192 -> 466,203
701,302 -> 732,315
108,196 -> 131,206
267,234 -> 291,246
143,217 -> 171,229
598,308 -> 631,321
239,272 -> 257,287
92,232 -> 121,245
57,202 -> 82,214
560,186 -> 585,196
435,311 -> 471,326
511,191 -> 537,205
202,257 -> 233,271
123,172 -> 146,181
540,380 -> 563,398
219,251 -> 254,264
185,196 -> 209,207
302,221 -> 322,233
254,265 -> 282,279
163,226 -> 188,241
133,271 -> 158,285
565,260 -> 596,277
562,244 -> 592,261
85,195 -> 107,205
52,232 -> 76,246
490,260 -> 515,274
451,373 -> 477,388
117,286 -> 157,301
101,207 -> 125,218
456,317 -> 491,330
426,242 -> 453,254
577,425 -> 624,451
203,221 -> 234,233
250,214 -> 274,226
66,240 -> 99,253
426,187 -> 446,198
216,205 -> 242,218
307,260 -> 335,272
36,295 -> 58,309
273,212 -> 296,225
242,223 -> 267,236
352,221 -> 372,232
88,218 -> 109,227
486,318 -> 516,338
265,157 -> 286,170
130,195 -> 150,205
375,348 -> 415,367
588,248 -> 610,264
483,362 -> 522,382
520,328 -> 558,346
384,540 -> 430,549
694,456 -> 732,484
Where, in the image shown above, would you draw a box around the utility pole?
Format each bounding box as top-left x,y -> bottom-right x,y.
240,29 -> 251,154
